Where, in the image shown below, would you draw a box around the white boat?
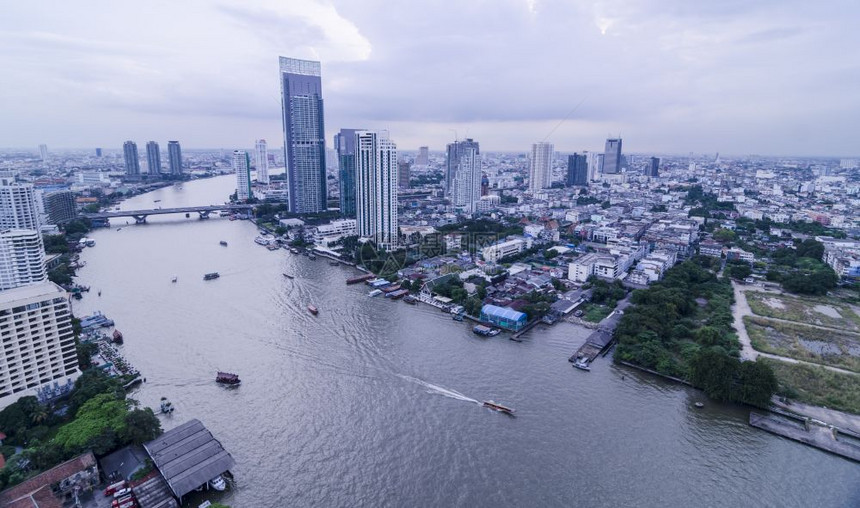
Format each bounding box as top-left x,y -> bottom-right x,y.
254,235 -> 275,246
573,358 -> 591,371
368,289 -> 383,297
209,475 -> 226,491
160,397 -> 174,414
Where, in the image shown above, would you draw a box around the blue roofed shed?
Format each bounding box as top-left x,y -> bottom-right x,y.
480,304 -> 527,331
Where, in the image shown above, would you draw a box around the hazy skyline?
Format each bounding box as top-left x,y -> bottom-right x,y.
1,0 -> 858,156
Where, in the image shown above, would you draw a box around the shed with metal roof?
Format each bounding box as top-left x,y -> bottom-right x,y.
480,304 -> 528,331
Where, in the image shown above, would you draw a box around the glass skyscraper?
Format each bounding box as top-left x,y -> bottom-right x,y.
146,141 -> 161,175
280,56 -> 326,213
334,128 -> 361,217
168,141 -> 182,175
567,153 -> 588,186
123,140 -> 140,176
603,138 -> 622,175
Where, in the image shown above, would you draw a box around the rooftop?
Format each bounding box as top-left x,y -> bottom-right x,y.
0,281 -> 65,306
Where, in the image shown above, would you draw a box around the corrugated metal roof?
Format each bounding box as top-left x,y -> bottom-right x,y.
143,419 -> 235,499
481,304 -> 526,321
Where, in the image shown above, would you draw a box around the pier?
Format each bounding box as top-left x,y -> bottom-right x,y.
749,413 -> 860,462
568,295 -> 632,364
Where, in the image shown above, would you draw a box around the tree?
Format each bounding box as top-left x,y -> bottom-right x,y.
736,361 -> 778,407
53,393 -> 128,456
726,263 -> 752,280
121,408 -> 162,445
712,228 -> 736,243
690,348 -> 739,401
795,239 -> 824,261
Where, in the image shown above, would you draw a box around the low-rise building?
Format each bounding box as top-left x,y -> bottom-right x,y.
314,219 -> 357,246
480,304 -> 528,331
482,237 -> 529,263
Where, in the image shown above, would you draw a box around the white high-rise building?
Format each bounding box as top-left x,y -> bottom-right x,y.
0,281 -> 79,410
233,150 -> 252,201
355,131 -> 398,250
0,229 -> 47,291
450,144 -> 482,213
255,140 -> 269,185
0,179 -> 41,231
38,144 -> 48,161
529,142 -> 554,193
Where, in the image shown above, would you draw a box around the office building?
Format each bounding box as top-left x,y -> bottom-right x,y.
146,141 -> 162,175
416,146 -> 429,166
42,191 -> 77,225
398,161 -> 411,190
0,229 -> 47,291
334,129 -> 361,217
233,150 -> 252,201
0,281 -> 79,410
123,141 -> 140,176
168,141 -> 182,175
567,153 -> 588,186
0,180 -> 41,231
95,148 -> 102,157
649,157 -> 660,177
255,139 -> 269,184
38,144 -> 48,161
280,56 -> 326,213
445,139 -> 480,197
603,138 -> 622,175
529,142 -> 554,192
448,140 -> 482,212
355,131 -> 398,250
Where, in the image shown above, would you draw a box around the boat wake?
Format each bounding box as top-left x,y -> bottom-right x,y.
397,375 -> 480,404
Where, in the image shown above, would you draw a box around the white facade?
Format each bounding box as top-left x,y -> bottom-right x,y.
255,139 -> 269,184
314,219 -> 357,246
482,238 -> 526,263
233,150 -> 252,201
450,147 -> 482,212
0,230 -> 47,291
529,142 -> 554,193
0,181 -> 41,231
77,172 -> 110,186
0,282 -> 79,410
475,195 -> 500,213
355,131 -> 399,250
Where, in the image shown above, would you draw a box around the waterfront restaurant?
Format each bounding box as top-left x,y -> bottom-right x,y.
480,304 -> 527,331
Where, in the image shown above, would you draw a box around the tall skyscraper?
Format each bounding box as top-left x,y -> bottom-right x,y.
146,141 -> 162,175
335,129 -> 361,217
95,148 -> 102,157
123,141 -> 140,176
255,139 -> 269,184
416,146 -> 429,166
398,161 -> 411,190
649,157 -> 660,177
529,142 -> 554,192
355,131 -> 398,250
168,141 -> 182,175
233,150 -> 252,201
603,138 -> 622,175
0,281 -> 79,410
0,179 -> 41,231
38,144 -> 48,161
0,229 -> 46,291
445,139 -> 480,197
41,191 -> 77,225
447,140 -> 482,212
280,56 -> 326,213
567,153 -> 588,186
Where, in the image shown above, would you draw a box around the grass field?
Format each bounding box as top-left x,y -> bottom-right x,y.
744,316 -> 860,373
746,292 -> 860,332
580,303 -> 612,323
760,358 -> 860,415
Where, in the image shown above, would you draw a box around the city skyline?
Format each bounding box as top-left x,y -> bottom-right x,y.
1,1 -> 858,156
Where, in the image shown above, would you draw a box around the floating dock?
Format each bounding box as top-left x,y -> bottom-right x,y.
749,413 -> 860,462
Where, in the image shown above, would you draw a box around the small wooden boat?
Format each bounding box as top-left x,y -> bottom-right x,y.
216,371 -> 241,385
283,273 -> 294,279
220,241 -> 228,246
483,401 -> 515,415
204,272 -> 219,280
307,305 -> 319,316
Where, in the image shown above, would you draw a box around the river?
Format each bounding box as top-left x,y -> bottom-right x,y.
72,175 -> 860,507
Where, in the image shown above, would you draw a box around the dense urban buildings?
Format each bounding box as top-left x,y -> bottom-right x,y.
123,140 -> 140,176
529,142 -> 554,192
168,141 -> 182,175
255,139 -> 269,184
602,138 -> 622,175
280,56 -> 326,213
567,153 -> 588,186
355,131 -> 398,250
146,141 -> 162,175
0,282 -> 79,410
334,128 -> 360,217
233,150 -> 251,201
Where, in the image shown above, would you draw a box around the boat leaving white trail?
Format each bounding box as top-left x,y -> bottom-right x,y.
397,374 -> 480,404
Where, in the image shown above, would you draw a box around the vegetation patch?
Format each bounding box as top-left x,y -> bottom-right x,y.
744,316 -> 860,373
746,292 -> 860,331
761,358 -> 860,415
580,303 -> 612,323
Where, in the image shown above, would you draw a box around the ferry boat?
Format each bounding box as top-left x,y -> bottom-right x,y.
473,325 -> 500,337
112,329 -> 124,344
204,272 -> 220,280
216,371 -> 241,385
573,357 -> 591,371
159,397 -> 174,414
483,401 -> 515,415
307,305 -> 319,315
219,241 -> 228,246
368,289 -> 383,297
346,274 -> 375,285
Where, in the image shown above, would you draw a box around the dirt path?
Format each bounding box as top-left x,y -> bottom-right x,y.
731,282 -> 858,376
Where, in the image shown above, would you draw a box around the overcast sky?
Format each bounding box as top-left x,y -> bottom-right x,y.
1,0 -> 858,156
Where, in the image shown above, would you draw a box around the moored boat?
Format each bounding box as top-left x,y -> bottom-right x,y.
403,295 -> 417,304
112,329 -> 124,344
483,400 -> 515,415
307,304 -> 319,315
209,475 -> 227,491
204,272 -> 220,280
347,274 -> 375,285
473,325 -> 500,337
216,371 -> 241,385
368,289 -> 383,297
573,357 -> 591,371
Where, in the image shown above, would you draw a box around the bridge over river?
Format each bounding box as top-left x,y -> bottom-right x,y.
82,204 -> 254,224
